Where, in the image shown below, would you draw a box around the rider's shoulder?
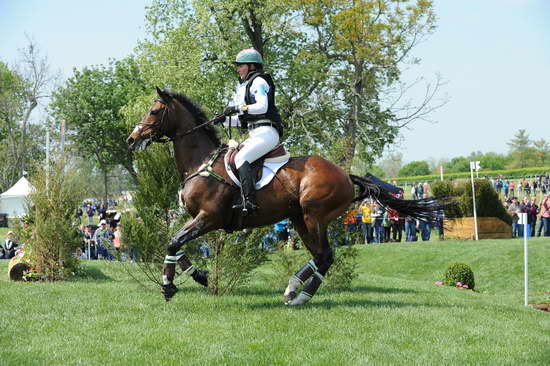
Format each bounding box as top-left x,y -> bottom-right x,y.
249,74 -> 271,90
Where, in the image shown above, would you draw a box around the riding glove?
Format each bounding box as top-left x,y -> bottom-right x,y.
212,114 -> 226,125
223,105 -> 240,116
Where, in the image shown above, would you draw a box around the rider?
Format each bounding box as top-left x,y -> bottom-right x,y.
219,47 -> 283,216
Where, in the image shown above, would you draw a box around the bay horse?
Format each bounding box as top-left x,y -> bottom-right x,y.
127,87 -> 446,305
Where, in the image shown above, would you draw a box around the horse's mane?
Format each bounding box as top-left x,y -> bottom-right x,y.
166,91 -> 221,147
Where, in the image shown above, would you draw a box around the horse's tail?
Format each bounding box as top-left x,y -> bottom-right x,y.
350,174 -> 452,222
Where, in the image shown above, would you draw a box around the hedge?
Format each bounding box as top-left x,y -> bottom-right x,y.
391,166 -> 550,184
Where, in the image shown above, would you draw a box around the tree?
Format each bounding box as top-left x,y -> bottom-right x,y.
378,151 -> 403,178
507,129 -> 530,153
478,152 -> 508,171
444,156 -> 470,173
532,138 -> 550,166
135,0 -> 444,171
398,160 -> 430,177
0,38 -> 55,191
51,57 -> 147,197
288,0 -> 444,170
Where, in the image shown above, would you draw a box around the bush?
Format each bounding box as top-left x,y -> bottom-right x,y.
269,219 -> 359,291
17,158 -> 84,281
121,144 -> 182,285
206,229 -> 269,295
443,262 -> 475,289
431,179 -> 512,225
392,166 -> 550,184
325,245 -> 359,290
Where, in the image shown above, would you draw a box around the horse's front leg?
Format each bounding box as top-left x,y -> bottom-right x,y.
162,214 -> 212,301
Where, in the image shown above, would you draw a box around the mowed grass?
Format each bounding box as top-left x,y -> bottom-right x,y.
0,238 -> 549,365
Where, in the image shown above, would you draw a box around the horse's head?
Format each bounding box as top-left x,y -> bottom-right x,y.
127,87 -> 175,151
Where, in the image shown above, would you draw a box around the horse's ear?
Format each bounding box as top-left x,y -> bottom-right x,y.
156,86 -> 173,105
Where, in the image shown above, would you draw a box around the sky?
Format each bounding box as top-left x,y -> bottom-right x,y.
1,0 -> 549,164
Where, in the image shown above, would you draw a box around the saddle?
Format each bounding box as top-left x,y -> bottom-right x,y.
224,140 -> 289,185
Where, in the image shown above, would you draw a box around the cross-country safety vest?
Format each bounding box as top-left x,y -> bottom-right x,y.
239,72 -> 284,137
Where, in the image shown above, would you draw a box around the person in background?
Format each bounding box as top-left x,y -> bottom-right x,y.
405,216 -> 417,242
360,199 -> 373,244
372,202 -> 385,244
524,182 -> 531,197
113,224 -> 122,252
507,197 -> 519,237
529,198 -> 539,237
75,247 -> 87,260
509,181 -> 515,197
93,219 -> 113,260
383,209 -> 391,242
418,218 -> 430,241
503,181 -> 509,198
86,204 -> 95,225
539,193 -> 550,237
274,219 -> 289,244
76,206 -> 83,225
422,182 -> 430,199
2,231 -> 18,259
342,206 -> 358,245
98,203 -> 108,222
388,208 -> 401,242
416,184 -> 424,200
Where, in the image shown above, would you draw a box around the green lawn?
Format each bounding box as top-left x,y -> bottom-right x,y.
0,238 -> 549,365
0,227 -> 10,239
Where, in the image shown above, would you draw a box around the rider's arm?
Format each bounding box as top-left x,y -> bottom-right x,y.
245,77 -> 269,115
223,86 -> 246,127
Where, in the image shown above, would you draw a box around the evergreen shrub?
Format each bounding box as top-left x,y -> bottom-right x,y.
443,262 -> 475,289
431,179 -> 512,225
17,159 -> 84,281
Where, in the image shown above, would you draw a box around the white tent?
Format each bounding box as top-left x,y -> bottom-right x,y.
0,177 -> 32,218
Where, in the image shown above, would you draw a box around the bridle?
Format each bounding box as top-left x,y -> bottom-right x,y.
137,98 -> 223,144
137,98 -> 171,142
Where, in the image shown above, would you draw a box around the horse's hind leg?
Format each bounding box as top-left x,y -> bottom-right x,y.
284,215 -> 334,306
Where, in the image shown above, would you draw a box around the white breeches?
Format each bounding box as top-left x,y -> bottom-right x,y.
235,125 -> 279,169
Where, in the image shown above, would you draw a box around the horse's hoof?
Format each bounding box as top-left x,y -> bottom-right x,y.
287,292 -> 312,306
283,291 -> 297,305
192,269 -> 208,287
161,283 -> 178,301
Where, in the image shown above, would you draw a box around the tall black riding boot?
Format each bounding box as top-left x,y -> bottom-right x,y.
233,161 -> 258,216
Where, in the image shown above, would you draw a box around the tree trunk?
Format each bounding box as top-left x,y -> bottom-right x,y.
102,165 -> 109,202
19,98 -> 38,175
342,62 -> 364,172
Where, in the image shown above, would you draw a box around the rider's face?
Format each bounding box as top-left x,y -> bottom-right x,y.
236,64 -> 249,80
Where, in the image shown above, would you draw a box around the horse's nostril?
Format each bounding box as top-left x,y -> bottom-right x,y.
127,137 -> 134,145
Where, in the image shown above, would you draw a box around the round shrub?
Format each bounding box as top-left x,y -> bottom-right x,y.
443,262 -> 475,289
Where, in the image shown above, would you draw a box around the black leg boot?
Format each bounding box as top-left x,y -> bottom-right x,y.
232,161 -> 258,216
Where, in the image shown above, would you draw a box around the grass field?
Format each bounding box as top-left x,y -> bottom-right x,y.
0,238 -> 549,365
